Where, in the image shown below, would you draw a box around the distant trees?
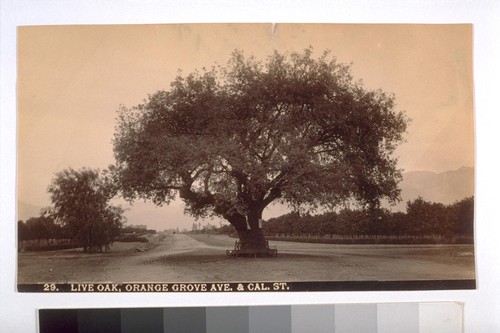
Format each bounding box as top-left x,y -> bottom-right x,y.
405,196 -> 474,238
262,197 -> 474,243
405,197 -> 450,236
47,168 -> 124,252
449,196 -> 474,236
17,216 -> 68,251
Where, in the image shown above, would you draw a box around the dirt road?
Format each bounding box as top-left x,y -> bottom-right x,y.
17,233 -> 475,284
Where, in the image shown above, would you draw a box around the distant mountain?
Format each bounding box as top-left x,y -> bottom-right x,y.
389,166 -> 474,212
17,201 -> 44,221
17,167 -> 474,225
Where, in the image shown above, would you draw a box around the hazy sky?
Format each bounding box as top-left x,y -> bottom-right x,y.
17,24 -> 474,230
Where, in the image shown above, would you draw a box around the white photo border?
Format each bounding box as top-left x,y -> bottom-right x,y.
1,0 -> 499,331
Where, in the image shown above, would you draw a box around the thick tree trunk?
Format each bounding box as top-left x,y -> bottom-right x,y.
236,226 -> 267,250
229,207 -> 267,251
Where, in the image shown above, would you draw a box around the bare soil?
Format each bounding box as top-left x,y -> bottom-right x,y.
17,233 -> 475,284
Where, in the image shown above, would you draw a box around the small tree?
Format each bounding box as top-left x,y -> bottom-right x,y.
48,168 -> 123,252
113,48 -> 408,251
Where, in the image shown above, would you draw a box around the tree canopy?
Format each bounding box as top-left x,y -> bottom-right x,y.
112,48 -> 408,250
263,196 -> 474,241
48,168 -> 124,252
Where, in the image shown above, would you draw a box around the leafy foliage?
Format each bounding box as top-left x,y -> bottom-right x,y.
113,48 -> 408,247
18,216 -> 66,241
262,196 -> 474,243
47,168 -> 124,252
17,217 -> 75,251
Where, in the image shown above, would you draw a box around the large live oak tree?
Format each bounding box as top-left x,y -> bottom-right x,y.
112,49 -> 408,251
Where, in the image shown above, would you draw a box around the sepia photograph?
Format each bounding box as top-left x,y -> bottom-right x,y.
17,23 -> 475,292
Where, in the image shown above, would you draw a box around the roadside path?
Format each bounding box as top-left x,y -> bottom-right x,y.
17,233 -> 475,284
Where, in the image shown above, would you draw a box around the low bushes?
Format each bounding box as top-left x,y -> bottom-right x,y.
114,234 -> 149,243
